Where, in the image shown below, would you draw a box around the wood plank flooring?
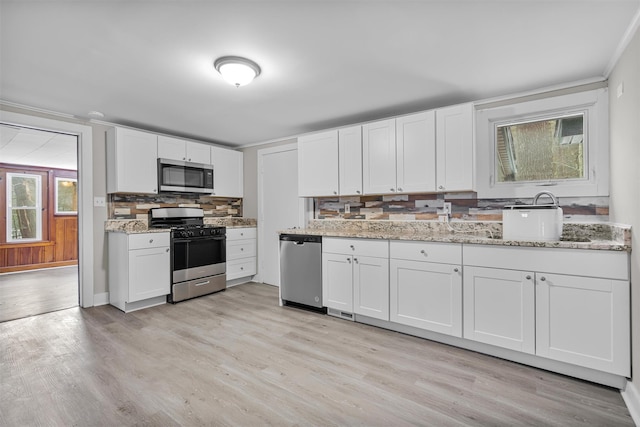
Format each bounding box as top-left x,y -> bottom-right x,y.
0,282 -> 632,426
0,266 -> 78,322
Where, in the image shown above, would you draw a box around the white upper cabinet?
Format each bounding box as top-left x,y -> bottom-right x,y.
396,111 -> 436,193
363,119 -> 397,194
106,127 -> 158,194
435,103 -> 474,192
210,146 -> 243,198
338,126 -> 363,196
298,130 -> 339,197
158,135 -> 211,164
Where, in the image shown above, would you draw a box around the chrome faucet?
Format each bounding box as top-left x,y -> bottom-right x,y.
533,191 -> 559,206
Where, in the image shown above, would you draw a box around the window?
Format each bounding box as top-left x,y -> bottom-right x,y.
476,88 -> 609,198
55,177 -> 78,214
6,173 -> 42,242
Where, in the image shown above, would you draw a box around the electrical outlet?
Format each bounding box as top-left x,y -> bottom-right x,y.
344,203 -> 351,214
443,202 -> 452,215
93,196 -> 106,207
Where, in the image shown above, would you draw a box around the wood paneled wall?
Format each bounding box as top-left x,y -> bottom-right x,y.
0,163 -> 78,273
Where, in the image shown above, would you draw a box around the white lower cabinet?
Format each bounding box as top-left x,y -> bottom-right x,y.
536,273 -> 630,376
226,227 -> 257,282
463,266 -> 535,353
322,238 -> 389,320
390,241 -> 462,336
109,232 -> 170,312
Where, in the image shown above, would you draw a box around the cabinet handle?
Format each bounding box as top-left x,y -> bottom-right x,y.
356,190 -> 361,194
398,187 -> 403,192
420,249 -> 427,256
354,258 -> 358,264
166,248 -> 170,252
347,258 -> 351,263
540,276 -> 546,281
526,275 -> 532,280
349,245 -> 355,250
453,267 -> 459,273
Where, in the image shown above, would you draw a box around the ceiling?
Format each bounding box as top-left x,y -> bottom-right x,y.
0,124 -> 78,170
1,1 -> 639,148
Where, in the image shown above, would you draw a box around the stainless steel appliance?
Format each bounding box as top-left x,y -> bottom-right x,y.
279,234 -> 324,312
149,207 -> 226,303
158,158 -> 214,194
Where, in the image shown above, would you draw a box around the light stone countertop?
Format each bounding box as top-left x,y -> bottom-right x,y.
105,217 -> 257,234
279,220 -> 631,252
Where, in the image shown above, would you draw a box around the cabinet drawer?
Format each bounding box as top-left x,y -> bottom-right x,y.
323,237 -> 388,258
227,227 -> 257,241
227,257 -> 257,280
128,232 -> 170,250
390,241 -> 461,264
227,240 -> 257,260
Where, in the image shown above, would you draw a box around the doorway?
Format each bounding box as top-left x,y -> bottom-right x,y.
0,124 -> 79,321
257,143 -> 307,287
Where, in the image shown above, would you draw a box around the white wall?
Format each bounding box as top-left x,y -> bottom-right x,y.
608,24 -> 640,414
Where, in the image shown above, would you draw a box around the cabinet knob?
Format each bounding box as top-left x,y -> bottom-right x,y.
398,187 -> 403,192
349,245 -> 355,250
354,258 -> 358,264
356,190 -> 361,194
526,275 -> 532,280
420,249 -> 427,256
153,189 -> 157,193
166,248 -> 170,252
182,157 -> 186,160
240,248 -> 244,251
333,191 -> 338,195
347,258 -> 351,263
149,239 -> 153,243
454,267 -> 459,273
390,188 -> 396,192
240,267 -> 244,270
438,185 -> 444,190
540,276 -> 546,281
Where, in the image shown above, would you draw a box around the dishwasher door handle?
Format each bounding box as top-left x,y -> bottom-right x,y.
293,241 -> 305,245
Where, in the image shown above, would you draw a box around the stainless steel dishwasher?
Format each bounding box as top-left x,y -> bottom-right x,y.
279,234 -> 325,312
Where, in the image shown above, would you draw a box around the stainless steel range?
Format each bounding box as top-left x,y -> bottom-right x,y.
149,207 -> 226,303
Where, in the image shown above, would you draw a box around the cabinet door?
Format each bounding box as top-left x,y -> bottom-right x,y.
322,253 -> 353,312
390,259 -> 462,336
463,266 -> 535,353
363,119 -> 397,195
186,142 -> 211,164
353,255 -> 389,321
396,111 -> 436,193
536,273 -> 630,376
128,246 -> 170,302
157,135 -> 186,161
107,127 -> 158,194
338,126 -> 363,196
436,103 -> 473,192
211,146 -> 243,197
298,130 -> 339,196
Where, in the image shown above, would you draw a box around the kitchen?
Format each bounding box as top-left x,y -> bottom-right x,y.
1,1 -> 639,425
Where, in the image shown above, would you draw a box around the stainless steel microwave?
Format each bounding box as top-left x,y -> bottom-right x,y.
158,158 -> 214,194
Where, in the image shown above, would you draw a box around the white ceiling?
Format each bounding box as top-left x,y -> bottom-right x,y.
0,124 -> 78,170
1,0 -> 639,148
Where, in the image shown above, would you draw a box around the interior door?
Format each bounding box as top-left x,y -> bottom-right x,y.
258,144 -> 302,286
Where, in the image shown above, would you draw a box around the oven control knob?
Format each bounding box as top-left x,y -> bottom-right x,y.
199,230 -> 205,236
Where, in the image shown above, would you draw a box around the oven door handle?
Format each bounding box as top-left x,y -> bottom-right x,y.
173,236 -> 225,244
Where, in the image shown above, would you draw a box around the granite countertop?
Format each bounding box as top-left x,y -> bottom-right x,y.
279,220 -> 631,252
105,217 -> 257,234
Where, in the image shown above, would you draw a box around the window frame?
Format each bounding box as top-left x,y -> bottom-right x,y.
54,176 -> 78,215
6,172 -> 43,242
475,88 -> 609,199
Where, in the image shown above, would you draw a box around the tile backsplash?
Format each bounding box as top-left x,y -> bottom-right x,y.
108,193 -> 242,219
315,192 -> 609,222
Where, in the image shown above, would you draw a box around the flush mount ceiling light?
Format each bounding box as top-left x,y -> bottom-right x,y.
214,56 -> 261,87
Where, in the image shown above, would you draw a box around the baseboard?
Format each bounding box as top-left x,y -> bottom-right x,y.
93,292 -> 109,306
622,380 -> 640,425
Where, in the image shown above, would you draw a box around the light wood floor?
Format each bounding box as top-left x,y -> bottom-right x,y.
0,283 -> 632,426
0,266 -> 78,323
